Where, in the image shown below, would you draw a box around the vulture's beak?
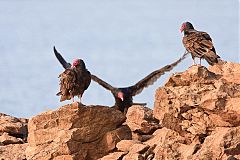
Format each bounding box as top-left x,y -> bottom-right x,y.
180,26 -> 184,33
117,92 -> 124,101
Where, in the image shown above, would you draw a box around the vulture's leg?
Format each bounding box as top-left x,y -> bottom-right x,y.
72,96 -> 74,103
200,58 -> 202,66
192,58 -> 196,65
191,53 -> 196,65
78,95 -> 82,103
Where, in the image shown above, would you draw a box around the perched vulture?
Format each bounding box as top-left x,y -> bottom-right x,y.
54,46 -> 91,102
91,53 -> 187,114
180,22 -> 220,65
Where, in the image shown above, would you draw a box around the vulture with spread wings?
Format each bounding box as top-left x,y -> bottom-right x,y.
54,46 -> 91,102
180,22 -> 220,65
91,53 -> 187,114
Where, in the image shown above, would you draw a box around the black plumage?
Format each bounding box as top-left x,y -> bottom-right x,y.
180,22 -> 220,65
91,53 -> 187,113
54,46 -> 91,102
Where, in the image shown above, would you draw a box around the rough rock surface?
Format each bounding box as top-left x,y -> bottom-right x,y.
152,62 -> 240,159
99,152 -> 127,160
0,132 -> 24,145
26,102 -> 129,160
1,61 -> 240,160
126,105 -> 159,142
126,105 -> 160,134
0,113 -> 28,160
101,62 -> 240,160
190,127 -> 240,159
116,140 -> 141,152
0,113 -> 28,140
0,143 -> 28,160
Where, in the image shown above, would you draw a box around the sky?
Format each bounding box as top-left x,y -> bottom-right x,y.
0,0 -> 239,118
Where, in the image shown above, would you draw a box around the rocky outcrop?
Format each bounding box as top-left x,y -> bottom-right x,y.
0,113 -> 28,142
126,105 -> 159,142
190,127 -> 240,159
152,62 -> 240,159
100,62 -> 240,160
1,61 -> 240,160
26,102 -> 131,160
0,113 -> 28,160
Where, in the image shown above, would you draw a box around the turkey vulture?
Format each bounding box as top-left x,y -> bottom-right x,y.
180,22 -> 220,65
91,53 -> 187,114
54,46 -> 91,102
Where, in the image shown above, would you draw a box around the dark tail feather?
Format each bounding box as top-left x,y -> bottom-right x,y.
204,51 -> 220,65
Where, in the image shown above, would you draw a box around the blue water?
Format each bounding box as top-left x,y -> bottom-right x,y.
0,0 -> 239,118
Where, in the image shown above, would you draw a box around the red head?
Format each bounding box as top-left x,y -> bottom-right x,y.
180,22 -> 186,33
72,59 -> 81,68
117,92 -> 124,101
180,22 -> 194,33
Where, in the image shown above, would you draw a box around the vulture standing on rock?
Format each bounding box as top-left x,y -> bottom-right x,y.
91,53 -> 188,114
54,46 -> 91,103
180,22 -> 220,65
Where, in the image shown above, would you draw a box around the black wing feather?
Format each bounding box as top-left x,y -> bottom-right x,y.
129,52 -> 188,96
54,46 -> 71,69
91,74 -> 115,91
200,31 -> 212,41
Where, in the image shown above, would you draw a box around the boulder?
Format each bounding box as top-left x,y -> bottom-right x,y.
126,105 -> 159,135
190,127 -> 240,160
98,125 -> 132,153
129,143 -> 150,153
0,132 -> 24,145
0,113 -> 28,140
145,127 -> 186,159
116,140 -> 141,152
26,102 -> 126,160
154,63 -> 240,139
208,61 -> 240,84
152,62 -> 240,159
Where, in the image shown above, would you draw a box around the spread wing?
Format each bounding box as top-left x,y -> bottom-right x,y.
91,74 -> 115,91
129,52 -> 188,96
54,46 -> 71,69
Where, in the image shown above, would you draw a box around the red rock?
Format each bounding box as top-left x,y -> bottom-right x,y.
1,61 -> 240,160
0,113 -> 28,139
131,132 -> 153,142
123,153 -> 144,160
98,125 -> 132,153
129,143 -> 150,153
0,143 -> 28,160
99,152 -> 127,160
190,127 -> 240,159
208,61 -> 240,84
126,105 -> 159,134
116,140 -> 141,152
145,127 -> 185,149
26,103 -> 126,160
154,64 -> 240,138
0,132 -> 24,145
